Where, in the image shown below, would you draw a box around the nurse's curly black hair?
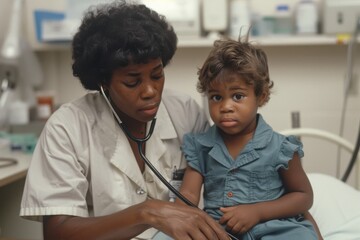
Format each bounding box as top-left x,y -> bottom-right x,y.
72,1 -> 178,91
197,37 -> 274,106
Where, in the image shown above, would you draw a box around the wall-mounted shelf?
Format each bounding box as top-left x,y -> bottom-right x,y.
177,35 -> 356,47
32,34 -> 356,51
248,35 -> 355,46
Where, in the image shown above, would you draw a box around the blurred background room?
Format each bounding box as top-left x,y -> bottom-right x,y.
0,0 -> 359,239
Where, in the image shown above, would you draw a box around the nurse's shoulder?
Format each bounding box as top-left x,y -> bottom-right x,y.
162,88 -> 209,140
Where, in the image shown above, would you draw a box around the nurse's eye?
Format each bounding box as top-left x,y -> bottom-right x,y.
233,93 -> 244,101
210,95 -> 222,102
151,70 -> 164,80
124,79 -> 140,88
152,75 -> 163,80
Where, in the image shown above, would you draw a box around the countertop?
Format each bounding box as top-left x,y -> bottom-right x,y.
0,149 -> 32,188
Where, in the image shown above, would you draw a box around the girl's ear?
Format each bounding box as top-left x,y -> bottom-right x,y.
257,91 -> 268,107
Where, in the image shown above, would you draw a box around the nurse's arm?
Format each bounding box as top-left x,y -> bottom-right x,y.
43,203 -> 151,240
43,199 -> 230,240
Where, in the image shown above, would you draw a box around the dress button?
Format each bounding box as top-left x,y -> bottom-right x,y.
136,188 -> 146,195
227,191 -> 233,198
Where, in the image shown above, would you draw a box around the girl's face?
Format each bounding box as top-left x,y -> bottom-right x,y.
106,58 -> 165,124
207,72 -> 265,136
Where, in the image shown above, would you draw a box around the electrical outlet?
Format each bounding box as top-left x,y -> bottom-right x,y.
291,111 -> 301,128
348,73 -> 358,96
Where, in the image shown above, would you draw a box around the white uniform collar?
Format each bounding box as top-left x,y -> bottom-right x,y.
95,93 -> 178,190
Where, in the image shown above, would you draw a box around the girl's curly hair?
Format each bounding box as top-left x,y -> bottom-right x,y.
197,38 -> 274,104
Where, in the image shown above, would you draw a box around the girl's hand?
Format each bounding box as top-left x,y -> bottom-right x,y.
144,200 -> 230,240
219,204 -> 260,235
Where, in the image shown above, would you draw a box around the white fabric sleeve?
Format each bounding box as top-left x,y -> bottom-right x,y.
20,106 -> 90,221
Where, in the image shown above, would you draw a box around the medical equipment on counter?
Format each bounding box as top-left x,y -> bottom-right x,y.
0,0 -> 22,128
0,0 -> 44,127
99,86 -> 240,240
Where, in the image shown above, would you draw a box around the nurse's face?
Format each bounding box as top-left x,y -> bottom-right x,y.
107,58 -> 165,124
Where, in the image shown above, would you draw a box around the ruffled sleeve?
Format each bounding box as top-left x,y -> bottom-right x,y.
276,135 -> 304,170
181,133 -> 204,174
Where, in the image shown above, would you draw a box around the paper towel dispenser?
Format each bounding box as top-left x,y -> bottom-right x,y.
323,0 -> 360,34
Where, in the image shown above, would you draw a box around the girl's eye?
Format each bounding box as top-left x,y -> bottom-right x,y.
210,95 -> 222,102
233,93 -> 244,101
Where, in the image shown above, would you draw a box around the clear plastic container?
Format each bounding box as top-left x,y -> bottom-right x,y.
296,0 -> 318,34
274,4 -> 293,35
251,13 -> 275,36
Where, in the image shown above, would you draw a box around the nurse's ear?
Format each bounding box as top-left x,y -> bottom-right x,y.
99,80 -> 109,92
99,84 -> 108,97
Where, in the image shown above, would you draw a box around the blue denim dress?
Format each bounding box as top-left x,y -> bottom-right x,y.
181,114 -> 317,240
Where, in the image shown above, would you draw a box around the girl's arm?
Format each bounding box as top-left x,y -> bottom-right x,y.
175,166 -> 204,206
256,152 -> 314,220
220,153 -> 316,234
43,198 -> 230,240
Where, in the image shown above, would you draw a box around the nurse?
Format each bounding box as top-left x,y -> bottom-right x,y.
20,2 -> 230,240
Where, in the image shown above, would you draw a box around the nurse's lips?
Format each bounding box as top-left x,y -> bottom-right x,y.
140,104 -> 159,116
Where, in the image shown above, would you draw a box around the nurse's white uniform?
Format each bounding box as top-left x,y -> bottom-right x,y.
20,89 -> 209,239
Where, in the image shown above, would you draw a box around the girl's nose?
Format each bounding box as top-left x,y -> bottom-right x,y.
220,99 -> 234,113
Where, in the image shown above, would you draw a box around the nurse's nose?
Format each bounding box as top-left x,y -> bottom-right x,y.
141,81 -> 157,100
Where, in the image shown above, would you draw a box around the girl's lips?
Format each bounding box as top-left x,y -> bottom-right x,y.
220,119 -> 237,127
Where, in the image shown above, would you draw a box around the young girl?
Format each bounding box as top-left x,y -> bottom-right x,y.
177,38 -> 322,240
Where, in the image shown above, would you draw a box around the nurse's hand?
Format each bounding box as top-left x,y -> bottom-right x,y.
142,199 -> 230,240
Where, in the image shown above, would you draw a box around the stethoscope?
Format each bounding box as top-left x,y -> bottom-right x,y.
100,85 -> 240,240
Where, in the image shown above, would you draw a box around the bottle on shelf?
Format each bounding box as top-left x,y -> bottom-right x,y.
295,0 -> 318,34
229,0 -> 251,38
274,4 -> 294,35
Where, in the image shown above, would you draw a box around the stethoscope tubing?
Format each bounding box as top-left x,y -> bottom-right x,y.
99,86 -> 196,205
100,86 -> 239,240
123,121 -> 239,240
